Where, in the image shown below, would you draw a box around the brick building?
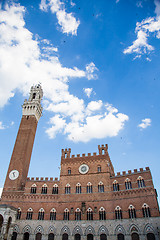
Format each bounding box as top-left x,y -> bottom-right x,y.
0,85 -> 160,240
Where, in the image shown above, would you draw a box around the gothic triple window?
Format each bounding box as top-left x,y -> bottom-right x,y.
65,184 -> 71,194
16,208 -> 21,220
26,208 -> 33,220
76,183 -> 81,194
128,205 -> 136,219
75,208 -> 81,220
113,180 -> 119,191
38,208 -> 45,220
41,184 -> 47,194
63,208 -> 69,220
115,206 -> 122,220
98,181 -> 104,193
87,182 -> 92,193
142,203 -> 151,217
137,176 -> 145,188
125,178 -> 132,190
52,184 -> 58,194
99,207 -> 106,220
30,184 -> 37,194
87,208 -> 93,220
50,208 -> 56,220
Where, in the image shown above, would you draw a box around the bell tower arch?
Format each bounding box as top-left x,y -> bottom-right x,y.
3,85 -> 43,192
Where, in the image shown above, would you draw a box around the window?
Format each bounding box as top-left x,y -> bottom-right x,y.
102,149 -> 105,155
142,203 -> 151,217
76,183 -> 81,194
115,206 -> 122,219
38,208 -> 44,220
98,166 -> 101,172
16,208 -> 21,220
68,168 -> 71,175
52,184 -> 58,194
63,208 -> 69,220
50,208 -> 56,220
48,233 -> 54,240
65,184 -> 71,194
87,182 -> 92,193
87,208 -> 93,220
26,208 -> 33,220
125,178 -> 132,190
98,182 -> 104,193
41,184 -> 47,194
32,93 -> 36,99
30,184 -> 37,194
99,207 -> 106,220
75,208 -> 81,220
128,205 -> 136,218
137,176 -> 145,188
113,180 -> 119,191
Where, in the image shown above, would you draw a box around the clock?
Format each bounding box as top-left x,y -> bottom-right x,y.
79,164 -> 89,174
9,170 -> 19,180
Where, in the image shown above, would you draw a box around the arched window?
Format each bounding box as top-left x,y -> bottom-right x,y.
100,234 -> 107,240
48,233 -> 54,240
41,184 -> 47,194
87,182 -> 92,193
128,205 -> 136,218
97,165 -> 101,172
23,232 -> 29,240
75,208 -> 81,220
38,208 -> 45,220
115,206 -> 122,219
75,234 -> 81,240
30,184 -> 37,194
76,183 -> 81,194
137,176 -> 145,188
63,208 -> 69,220
125,178 -> 132,190
117,233 -> 124,240
52,184 -> 58,194
113,180 -> 119,191
87,208 -> 93,220
142,203 -> 151,217
131,233 -> 139,240
98,181 -> 104,193
26,208 -> 33,220
62,233 -> 68,240
11,232 -> 17,240
65,184 -> 71,194
16,208 -> 21,220
99,207 -> 106,220
36,233 -> 42,240
68,168 -> 71,175
50,208 -> 56,220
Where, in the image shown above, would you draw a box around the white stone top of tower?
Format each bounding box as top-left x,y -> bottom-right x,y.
22,84 -> 43,122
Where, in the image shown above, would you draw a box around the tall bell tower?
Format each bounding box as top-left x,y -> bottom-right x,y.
3,85 -> 43,192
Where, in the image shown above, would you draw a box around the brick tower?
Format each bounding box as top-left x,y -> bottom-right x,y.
3,85 -> 43,193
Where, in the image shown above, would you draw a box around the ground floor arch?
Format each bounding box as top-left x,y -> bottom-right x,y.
75,233 -> 81,240
100,234 -> 107,240
11,232 -> 17,240
23,232 -> 30,240
147,233 -> 155,240
87,234 -> 94,240
131,233 -> 139,240
48,233 -> 54,240
117,233 -> 124,240
62,233 -> 68,240
36,233 -> 42,240
0,214 -> 3,234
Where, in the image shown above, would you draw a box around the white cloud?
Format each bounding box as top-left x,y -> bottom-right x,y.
124,13 -> 160,59
0,121 -> 5,130
85,62 -> 98,80
0,188 -> 2,197
0,3 -> 129,143
83,88 -> 93,98
40,0 -> 80,35
155,0 -> 160,16
138,118 -> 151,130
136,1 -> 143,8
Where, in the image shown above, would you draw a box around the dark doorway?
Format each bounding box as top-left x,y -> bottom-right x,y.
36,233 -> 42,240
100,234 -> 107,240
0,215 -> 3,234
131,233 -> 139,240
117,234 -> 124,240
48,233 -> 54,240
87,234 -> 94,240
23,232 -> 29,240
147,233 -> 156,240
11,232 -> 17,240
75,234 -> 81,240
62,233 -> 68,240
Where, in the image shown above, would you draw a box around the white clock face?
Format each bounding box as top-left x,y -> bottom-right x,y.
9,170 -> 19,180
79,164 -> 89,174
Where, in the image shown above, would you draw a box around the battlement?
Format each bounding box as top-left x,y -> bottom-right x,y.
113,167 -> 150,177
27,177 -> 59,182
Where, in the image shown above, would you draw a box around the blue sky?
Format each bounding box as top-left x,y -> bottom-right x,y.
0,0 -> 160,202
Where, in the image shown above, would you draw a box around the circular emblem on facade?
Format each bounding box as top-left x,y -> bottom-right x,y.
79,164 -> 89,174
9,170 -> 19,180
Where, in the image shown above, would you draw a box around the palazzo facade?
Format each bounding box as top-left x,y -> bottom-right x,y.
0,85 -> 160,240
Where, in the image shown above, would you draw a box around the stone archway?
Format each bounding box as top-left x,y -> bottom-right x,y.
117,233 -> 124,240
131,233 -> 139,240
0,214 -> 3,234
48,233 -> 54,240
100,234 -> 107,240
147,233 -> 155,240
11,232 -> 17,240
87,234 -> 94,240
62,233 -> 68,240
35,233 -> 42,240
23,232 -> 30,240
75,233 -> 81,240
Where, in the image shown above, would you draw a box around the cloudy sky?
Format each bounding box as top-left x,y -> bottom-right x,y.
0,0 -> 160,201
